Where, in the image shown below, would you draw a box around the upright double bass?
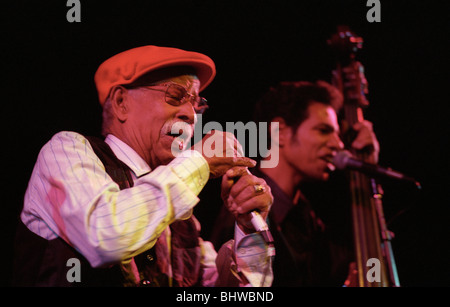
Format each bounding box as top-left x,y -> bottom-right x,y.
328,26 -> 400,287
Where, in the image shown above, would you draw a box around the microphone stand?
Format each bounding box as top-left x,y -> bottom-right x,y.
370,179 -> 401,287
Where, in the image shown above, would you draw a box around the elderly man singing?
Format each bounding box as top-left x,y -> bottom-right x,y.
13,46 -> 273,287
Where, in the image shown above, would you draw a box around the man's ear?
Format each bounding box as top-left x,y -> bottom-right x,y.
110,86 -> 129,122
271,117 -> 292,147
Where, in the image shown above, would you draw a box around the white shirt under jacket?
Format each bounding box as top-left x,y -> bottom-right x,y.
20,131 -> 273,286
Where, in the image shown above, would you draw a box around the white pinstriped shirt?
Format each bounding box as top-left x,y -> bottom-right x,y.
20,131 -> 272,286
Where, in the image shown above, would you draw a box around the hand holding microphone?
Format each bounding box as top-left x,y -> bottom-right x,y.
221,167 -> 274,240
203,130 -> 274,246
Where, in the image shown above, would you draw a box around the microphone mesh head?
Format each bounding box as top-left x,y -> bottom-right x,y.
332,150 -> 352,170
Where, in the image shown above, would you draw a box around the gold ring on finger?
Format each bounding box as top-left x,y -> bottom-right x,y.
253,184 -> 265,194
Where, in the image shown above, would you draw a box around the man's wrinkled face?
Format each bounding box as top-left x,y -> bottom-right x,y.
283,102 -> 344,181
125,75 -> 200,168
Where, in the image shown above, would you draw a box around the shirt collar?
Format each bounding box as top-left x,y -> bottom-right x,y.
104,134 -> 152,178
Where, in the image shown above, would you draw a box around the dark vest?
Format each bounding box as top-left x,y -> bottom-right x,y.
13,135 -> 202,287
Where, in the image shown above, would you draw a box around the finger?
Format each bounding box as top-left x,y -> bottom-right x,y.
208,157 -> 256,178
351,122 -> 375,149
230,177 -> 267,202
351,130 -> 377,150
225,167 -> 250,180
352,122 -> 362,131
221,167 -> 251,200
351,135 -> 372,150
224,139 -> 244,158
232,187 -> 263,206
224,198 -> 239,215
352,120 -> 373,131
221,175 -> 234,200
224,132 -> 244,157
234,138 -> 244,157
230,157 -> 257,168
235,193 -> 272,215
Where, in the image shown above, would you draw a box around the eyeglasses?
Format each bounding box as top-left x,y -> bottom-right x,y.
140,83 -> 209,114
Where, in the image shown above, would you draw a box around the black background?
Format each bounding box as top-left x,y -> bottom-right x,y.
2,0 -> 449,287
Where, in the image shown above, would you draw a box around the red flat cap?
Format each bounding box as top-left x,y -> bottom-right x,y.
94,45 -> 216,105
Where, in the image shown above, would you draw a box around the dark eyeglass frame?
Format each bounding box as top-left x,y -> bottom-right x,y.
139,82 -> 209,114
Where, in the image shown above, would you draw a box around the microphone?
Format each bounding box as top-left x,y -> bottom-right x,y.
331,150 -> 421,189
249,211 -> 275,257
250,211 -> 274,244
